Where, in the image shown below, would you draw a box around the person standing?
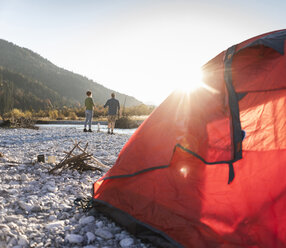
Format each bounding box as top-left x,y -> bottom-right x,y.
84,91 -> 95,132
104,93 -> 120,134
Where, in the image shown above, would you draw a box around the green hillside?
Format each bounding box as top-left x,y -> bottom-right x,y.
0,39 -> 142,110
0,67 -> 66,111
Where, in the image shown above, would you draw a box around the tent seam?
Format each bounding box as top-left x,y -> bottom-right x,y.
101,143 -> 237,181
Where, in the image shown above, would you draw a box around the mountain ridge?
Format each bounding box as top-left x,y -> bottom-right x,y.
0,39 -> 143,110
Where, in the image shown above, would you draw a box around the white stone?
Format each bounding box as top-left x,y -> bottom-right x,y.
59,203 -> 70,209
8,188 -> 18,195
65,234 -> 84,244
18,235 -> 29,246
31,204 -> 42,212
86,232 -> 96,244
46,185 -> 58,193
119,238 -> 134,248
18,201 -> 33,212
48,215 -> 57,221
8,222 -> 18,231
79,216 -> 95,225
95,220 -> 104,228
0,224 -> 10,230
64,226 -> 71,231
7,237 -> 17,246
120,238 -> 134,247
94,229 -> 113,239
45,221 -> 65,230
20,174 -> 28,181
46,180 -> 55,186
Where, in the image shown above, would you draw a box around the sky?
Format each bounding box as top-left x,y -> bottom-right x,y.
0,0 -> 285,105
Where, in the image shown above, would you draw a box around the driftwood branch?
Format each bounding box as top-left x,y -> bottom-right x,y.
77,143 -> 109,170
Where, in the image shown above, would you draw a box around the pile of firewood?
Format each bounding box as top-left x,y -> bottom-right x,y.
49,141 -> 109,174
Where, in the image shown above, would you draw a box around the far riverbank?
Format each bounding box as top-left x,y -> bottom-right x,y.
35,120 -> 108,125
0,115 -> 148,129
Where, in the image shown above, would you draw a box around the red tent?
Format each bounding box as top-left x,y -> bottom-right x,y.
93,30 -> 286,248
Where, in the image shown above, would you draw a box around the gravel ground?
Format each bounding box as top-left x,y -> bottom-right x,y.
0,126 -> 155,248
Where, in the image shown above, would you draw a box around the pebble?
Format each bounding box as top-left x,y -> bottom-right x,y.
65,234 -> 84,244
94,229 -> 114,239
120,238 -> 134,247
18,235 -> 29,246
31,204 -> 42,213
48,215 -> 57,221
86,232 -> 96,244
18,201 -> 33,212
79,216 -> 95,225
0,224 -> 11,232
46,185 -> 58,193
45,220 -> 65,230
95,220 -> 104,228
20,174 -> 29,181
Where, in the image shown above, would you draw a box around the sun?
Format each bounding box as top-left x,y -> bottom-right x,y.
175,66 -> 205,93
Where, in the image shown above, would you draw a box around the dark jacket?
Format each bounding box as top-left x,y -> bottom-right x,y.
104,98 -> 120,115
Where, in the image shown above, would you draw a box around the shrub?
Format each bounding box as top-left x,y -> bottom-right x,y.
48,110 -> 58,120
7,108 -> 25,119
34,109 -> 48,118
24,110 -> 32,119
115,116 -> 140,129
68,111 -> 78,120
56,112 -> 65,120
75,107 -> 85,118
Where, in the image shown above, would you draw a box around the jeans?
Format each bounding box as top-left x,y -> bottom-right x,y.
84,110 -> 93,129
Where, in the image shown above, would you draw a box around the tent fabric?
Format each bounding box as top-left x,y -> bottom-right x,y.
93,30 -> 286,247
239,29 -> 286,55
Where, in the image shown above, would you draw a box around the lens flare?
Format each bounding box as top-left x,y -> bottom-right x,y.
180,167 -> 189,178
175,67 -> 205,93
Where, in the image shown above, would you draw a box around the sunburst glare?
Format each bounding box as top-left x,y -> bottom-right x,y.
175,66 -> 205,93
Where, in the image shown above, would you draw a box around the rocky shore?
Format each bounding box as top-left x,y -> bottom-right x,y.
0,126 -> 154,248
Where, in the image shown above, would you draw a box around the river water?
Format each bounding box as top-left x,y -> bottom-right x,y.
36,123 -> 137,135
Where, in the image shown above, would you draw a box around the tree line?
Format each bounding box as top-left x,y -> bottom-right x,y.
2,104 -> 155,121
0,69 -> 155,121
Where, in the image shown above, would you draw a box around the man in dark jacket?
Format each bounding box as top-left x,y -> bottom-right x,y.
104,93 -> 120,134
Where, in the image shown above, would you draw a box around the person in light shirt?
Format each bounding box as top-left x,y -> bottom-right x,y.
83,91 -> 95,132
